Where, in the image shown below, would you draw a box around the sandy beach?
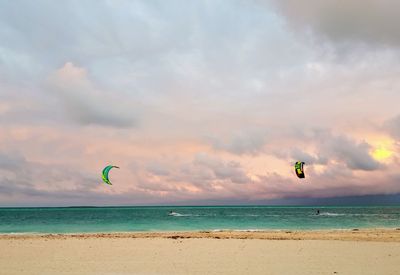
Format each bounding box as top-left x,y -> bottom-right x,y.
1,229 -> 399,275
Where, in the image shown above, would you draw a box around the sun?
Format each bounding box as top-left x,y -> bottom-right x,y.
370,138 -> 394,161
372,147 -> 392,160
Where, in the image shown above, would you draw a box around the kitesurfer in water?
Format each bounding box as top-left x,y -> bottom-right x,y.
316,209 -> 320,215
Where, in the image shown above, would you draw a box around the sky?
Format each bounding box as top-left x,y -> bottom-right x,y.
0,0 -> 399,206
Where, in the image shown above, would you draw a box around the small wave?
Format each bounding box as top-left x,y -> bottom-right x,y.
168,212 -> 221,217
211,229 -> 227,232
318,212 -> 346,216
0,232 -> 44,235
168,212 -> 184,217
168,212 -> 200,217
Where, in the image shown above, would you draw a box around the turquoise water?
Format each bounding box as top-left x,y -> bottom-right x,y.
0,206 -> 399,233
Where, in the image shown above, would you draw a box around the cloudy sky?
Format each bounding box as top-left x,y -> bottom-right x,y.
1,0 -> 399,206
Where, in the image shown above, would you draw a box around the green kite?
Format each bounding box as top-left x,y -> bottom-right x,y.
102,165 -> 119,185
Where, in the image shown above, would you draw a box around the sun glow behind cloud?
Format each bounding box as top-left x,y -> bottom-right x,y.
370,138 -> 394,161
372,147 -> 393,160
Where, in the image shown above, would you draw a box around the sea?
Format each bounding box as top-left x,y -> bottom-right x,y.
0,206 -> 399,234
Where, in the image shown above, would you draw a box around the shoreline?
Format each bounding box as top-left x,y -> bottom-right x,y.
1,228 -> 400,241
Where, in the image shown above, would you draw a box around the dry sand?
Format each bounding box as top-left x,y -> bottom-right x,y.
1,229 -> 400,275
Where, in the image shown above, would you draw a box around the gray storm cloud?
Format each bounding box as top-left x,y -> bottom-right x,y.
209,129 -> 268,155
289,148 -> 319,164
0,149 -> 117,206
281,130 -> 382,172
274,130 -> 381,171
317,134 -> 381,171
0,151 -> 27,171
269,0 -> 400,47
192,153 -> 251,184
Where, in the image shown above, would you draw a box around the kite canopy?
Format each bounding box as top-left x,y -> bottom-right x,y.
102,165 -> 119,185
294,161 -> 305,179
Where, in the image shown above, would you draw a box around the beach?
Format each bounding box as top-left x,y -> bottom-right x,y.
1,229 -> 400,275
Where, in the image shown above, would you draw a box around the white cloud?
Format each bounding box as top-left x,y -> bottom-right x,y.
47,62 -> 136,127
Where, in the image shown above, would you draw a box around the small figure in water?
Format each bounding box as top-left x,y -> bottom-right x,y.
316,209 -> 320,215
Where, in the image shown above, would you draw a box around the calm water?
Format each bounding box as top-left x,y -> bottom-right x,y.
0,206 -> 399,233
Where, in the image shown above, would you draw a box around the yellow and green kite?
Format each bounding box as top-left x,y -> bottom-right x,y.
294,161 -> 305,179
102,165 -> 119,185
